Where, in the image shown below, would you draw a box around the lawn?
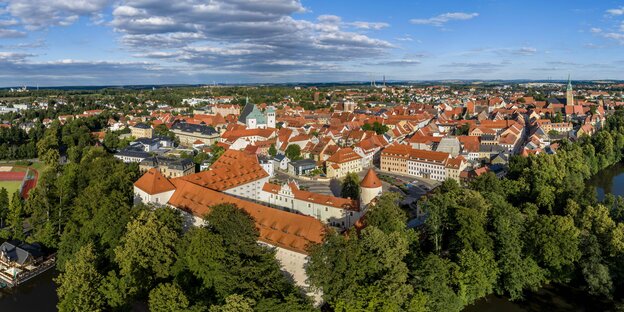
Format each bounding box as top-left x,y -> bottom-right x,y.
0,180 -> 23,198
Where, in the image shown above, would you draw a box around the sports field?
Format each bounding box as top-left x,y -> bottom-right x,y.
0,180 -> 23,197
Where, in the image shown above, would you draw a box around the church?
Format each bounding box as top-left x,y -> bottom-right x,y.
238,99 -> 276,129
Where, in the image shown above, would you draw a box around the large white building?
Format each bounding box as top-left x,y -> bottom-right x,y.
133,150 -> 324,301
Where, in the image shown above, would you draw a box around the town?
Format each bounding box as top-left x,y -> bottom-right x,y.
0,79 -> 623,310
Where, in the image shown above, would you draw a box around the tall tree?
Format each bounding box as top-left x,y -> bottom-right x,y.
148,283 -> 190,312
8,190 -> 24,240
56,243 -> 106,312
0,187 -> 8,228
307,227 -> 413,311
284,144 -> 302,160
340,172 -> 360,200
114,211 -> 180,295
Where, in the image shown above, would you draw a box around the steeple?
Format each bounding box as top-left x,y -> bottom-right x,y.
566,74 -> 574,106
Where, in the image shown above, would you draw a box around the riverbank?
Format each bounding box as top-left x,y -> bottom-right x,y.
464,283 -> 615,312
0,269 -> 58,311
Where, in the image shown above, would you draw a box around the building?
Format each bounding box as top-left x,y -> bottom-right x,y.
380,144 -> 412,175
133,168 -> 324,298
171,121 -> 220,146
130,123 -> 153,139
566,74 -> 574,106
114,147 -> 151,163
325,147 -> 363,178
288,159 -> 317,176
381,144 -> 467,182
0,241 -> 56,288
360,168 -> 383,207
260,181 -> 361,229
238,101 -> 276,129
139,156 -> 195,178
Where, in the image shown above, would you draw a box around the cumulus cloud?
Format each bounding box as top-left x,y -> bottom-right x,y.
2,0 -> 112,29
110,0 -> 394,75
606,7 -> 624,16
410,12 -> 479,26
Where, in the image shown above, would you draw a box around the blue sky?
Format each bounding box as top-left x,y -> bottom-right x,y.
0,0 -> 623,86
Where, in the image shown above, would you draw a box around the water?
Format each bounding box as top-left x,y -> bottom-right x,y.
588,162 -> 624,200
0,269 -> 58,311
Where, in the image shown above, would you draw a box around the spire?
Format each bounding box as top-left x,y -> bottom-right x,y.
567,74 -> 572,91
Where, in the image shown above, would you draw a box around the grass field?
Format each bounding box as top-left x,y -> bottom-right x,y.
0,180 -> 23,198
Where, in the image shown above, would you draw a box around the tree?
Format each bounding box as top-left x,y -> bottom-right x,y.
284,144 -> 302,160
364,192 -> 408,234
340,172 -> 360,200
148,283 -> 190,312
527,215 -> 581,278
56,243 -> 106,312
210,294 -> 255,312
0,187 -> 8,228
307,227 -> 413,311
412,255 -> 463,312
114,211 -> 179,294
8,190 -> 24,240
209,144 -> 225,164
268,144 -> 277,157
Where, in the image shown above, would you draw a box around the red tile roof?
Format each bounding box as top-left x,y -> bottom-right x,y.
134,168 -> 176,195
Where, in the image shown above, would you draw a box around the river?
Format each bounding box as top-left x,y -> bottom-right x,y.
0,269 -> 58,311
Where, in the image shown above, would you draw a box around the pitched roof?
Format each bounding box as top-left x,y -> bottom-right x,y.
360,168 -> 382,189
326,147 -> 362,164
168,179 -> 324,254
134,168 -> 176,195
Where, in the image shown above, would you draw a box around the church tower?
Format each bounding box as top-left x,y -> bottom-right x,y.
266,107 -> 276,128
566,74 -> 574,106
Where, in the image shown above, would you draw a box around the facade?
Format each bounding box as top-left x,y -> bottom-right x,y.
360,168 -> 383,206
381,144 -> 467,182
325,147 -> 363,178
171,121 -> 220,146
130,123 -> 153,139
260,181 -> 361,230
238,101 -> 276,129
139,156 -> 195,178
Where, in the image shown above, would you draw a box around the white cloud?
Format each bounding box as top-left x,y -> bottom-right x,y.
349,21 -> 389,30
410,12 -> 479,26
606,7 -> 624,16
2,0 -> 113,29
590,27 -> 602,33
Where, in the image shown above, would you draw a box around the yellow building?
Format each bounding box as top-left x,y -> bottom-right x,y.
325,147 -> 363,178
130,123 -> 153,139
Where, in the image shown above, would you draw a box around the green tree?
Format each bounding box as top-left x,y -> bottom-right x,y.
340,172 -> 360,200
268,144 -> 277,157
284,144 -> 302,160
364,192 -> 408,234
114,211 -> 179,295
56,243 -> 106,312
210,294 -> 255,312
412,255 -> 463,312
307,227 -> 413,311
527,215 -> 581,278
8,190 -> 24,240
148,283 -> 190,312
0,187 -> 8,228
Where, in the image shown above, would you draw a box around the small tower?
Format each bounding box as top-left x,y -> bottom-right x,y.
566,74 -> 574,106
266,106 -> 276,128
360,168 -> 383,207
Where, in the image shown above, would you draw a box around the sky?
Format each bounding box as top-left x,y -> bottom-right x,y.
0,0 -> 624,87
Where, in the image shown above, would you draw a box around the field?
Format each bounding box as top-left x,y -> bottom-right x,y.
0,180 -> 24,198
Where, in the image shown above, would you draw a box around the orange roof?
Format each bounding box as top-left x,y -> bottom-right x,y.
360,168 -> 382,189
326,147 -> 362,164
168,179 -> 324,254
134,168 -> 176,195
409,149 -> 450,163
263,182 -> 359,211
177,150 -> 268,191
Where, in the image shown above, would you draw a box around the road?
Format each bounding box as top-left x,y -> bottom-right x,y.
272,167 -> 436,199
